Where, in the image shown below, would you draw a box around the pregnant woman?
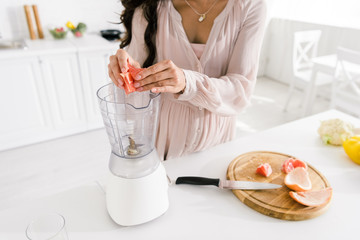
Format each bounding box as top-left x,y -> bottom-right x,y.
108,0 -> 267,160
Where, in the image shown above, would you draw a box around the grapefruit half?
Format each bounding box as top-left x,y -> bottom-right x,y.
284,167 -> 312,191
289,187 -> 333,207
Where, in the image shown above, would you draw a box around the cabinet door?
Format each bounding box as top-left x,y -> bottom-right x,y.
0,57 -> 52,151
39,53 -> 87,134
78,51 -> 112,129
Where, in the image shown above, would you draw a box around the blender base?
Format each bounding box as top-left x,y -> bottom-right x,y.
106,161 -> 169,226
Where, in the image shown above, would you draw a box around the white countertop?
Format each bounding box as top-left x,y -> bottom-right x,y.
0,34 -> 119,60
0,109 -> 359,239
69,34 -> 120,52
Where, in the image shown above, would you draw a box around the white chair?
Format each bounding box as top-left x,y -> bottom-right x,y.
331,47 -> 360,118
284,30 -> 333,114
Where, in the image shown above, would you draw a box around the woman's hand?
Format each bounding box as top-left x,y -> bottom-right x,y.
134,60 -> 186,94
108,49 -> 140,89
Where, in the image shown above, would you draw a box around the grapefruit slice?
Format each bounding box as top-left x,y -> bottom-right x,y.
293,159 -> 307,169
119,61 -> 144,95
289,187 -> 332,207
128,63 -> 144,79
282,158 -> 308,174
119,72 -> 136,94
256,163 -> 272,177
284,167 -> 312,191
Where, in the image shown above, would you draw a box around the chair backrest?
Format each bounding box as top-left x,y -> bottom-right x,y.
331,47 -> 360,117
293,30 -> 322,75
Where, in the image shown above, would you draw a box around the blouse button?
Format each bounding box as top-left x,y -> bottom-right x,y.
198,107 -> 203,111
197,128 -> 201,133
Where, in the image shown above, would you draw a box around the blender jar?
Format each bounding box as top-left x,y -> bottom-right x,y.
97,83 -> 161,178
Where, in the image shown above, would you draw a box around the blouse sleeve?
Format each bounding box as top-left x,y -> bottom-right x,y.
177,0 -> 267,116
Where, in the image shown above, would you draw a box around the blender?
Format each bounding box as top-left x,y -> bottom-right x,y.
97,83 -> 169,226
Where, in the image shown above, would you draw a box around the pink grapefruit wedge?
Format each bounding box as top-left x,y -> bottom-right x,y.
256,163 -> 272,177
282,158 -> 308,174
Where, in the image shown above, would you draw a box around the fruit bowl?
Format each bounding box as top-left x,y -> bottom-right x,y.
49,27 -> 68,39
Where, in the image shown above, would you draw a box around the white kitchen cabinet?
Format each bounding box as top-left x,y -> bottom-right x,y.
78,50 -> 112,129
0,54 -> 87,151
0,35 -> 119,151
39,53 -> 88,134
0,57 -> 52,151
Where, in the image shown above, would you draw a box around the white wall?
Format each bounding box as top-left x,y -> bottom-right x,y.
266,0 -> 360,30
2,0 -> 359,82
262,18 -> 360,83
0,0 -> 124,39
259,0 -> 360,81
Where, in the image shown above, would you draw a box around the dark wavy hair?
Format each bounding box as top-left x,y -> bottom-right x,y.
120,0 -> 162,68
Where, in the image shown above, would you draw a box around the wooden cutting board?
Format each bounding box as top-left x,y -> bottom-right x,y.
226,151 -> 331,221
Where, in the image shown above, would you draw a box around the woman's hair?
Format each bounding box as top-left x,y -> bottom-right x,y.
120,0 -> 162,68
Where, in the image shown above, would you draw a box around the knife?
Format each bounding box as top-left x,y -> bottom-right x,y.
175,176 -> 282,190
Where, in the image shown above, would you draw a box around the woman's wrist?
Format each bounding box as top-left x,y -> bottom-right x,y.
177,69 -> 186,94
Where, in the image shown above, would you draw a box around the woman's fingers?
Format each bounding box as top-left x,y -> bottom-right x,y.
131,60 -> 141,68
108,56 -> 123,86
109,56 -> 185,94
108,49 -> 144,91
108,65 -> 124,89
133,59 -> 186,94
137,79 -> 175,92
116,49 -> 129,73
108,66 -> 116,83
134,68 -> 175,88
135,60 -> 173,80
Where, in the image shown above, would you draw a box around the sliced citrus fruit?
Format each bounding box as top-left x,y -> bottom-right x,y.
289,187 -> 332,207
256,163 -> 272,177
293,159 -> 307,169
128,64 -> 144,79
282,158 -> 307,174
284,167 -> 312,191
119,61 -> 143,95
119,72 -> 136,94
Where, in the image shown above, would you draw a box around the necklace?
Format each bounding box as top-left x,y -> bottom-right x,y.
184,0 -> 219,22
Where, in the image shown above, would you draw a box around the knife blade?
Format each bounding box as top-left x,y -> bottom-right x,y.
175,176 -> 282,190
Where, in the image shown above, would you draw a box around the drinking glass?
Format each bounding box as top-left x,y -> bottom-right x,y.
25,213 -> 68,240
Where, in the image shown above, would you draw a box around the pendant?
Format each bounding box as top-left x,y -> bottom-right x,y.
198,14 -> 206,22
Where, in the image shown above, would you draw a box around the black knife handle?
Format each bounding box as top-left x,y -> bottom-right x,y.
175,176 -> 220,187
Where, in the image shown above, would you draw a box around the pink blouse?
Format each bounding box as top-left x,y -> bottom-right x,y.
126,0 -> 267,160
190,43 -> 205,59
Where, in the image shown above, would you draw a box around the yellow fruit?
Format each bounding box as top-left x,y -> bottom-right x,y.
66,21 -> 76,30
343,135 -> 360,165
